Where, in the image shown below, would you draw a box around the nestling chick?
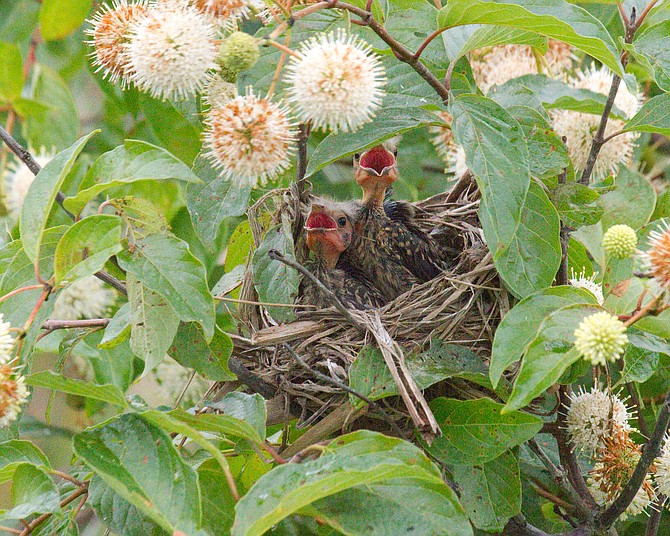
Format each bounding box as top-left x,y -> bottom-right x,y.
298,199 -> 385,310
341,144 -> 449,301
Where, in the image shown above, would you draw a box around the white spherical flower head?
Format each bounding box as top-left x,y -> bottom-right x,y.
203,73 -> 238,109
552,66 -> 641,180
471,41 -> 573,93
4,151 -> 55,216
569,269 -> 604,306
204,92 -> 296,187
574,311 -> 628,366
0,363 -> 29,428
603,224 -> 638,259
565,387 -> 632,455
191,0 -> 257,24
126,1 -> 217,100
86,0 -> 148,86
429,111 -> 466,176
0,314 -> 14,365
644,221 -> 670,290
285,30 -> 386,133
53,276 -> 117,320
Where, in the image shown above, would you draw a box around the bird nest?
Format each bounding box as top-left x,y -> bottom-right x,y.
227,178 -> 511,430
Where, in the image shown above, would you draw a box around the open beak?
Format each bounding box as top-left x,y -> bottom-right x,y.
358,145 -> 397,177
304,204 -> 338,233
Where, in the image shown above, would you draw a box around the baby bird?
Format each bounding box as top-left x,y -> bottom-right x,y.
341,144 -> 448,301
299,199 -> 385,310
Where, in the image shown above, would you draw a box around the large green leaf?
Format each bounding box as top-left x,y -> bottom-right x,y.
168,323 -> 234,381
505,304 -> 602,413
199,459 -> 237,536
599,167 -> 655,230
39,0 -> 91,40
54,214 -> 123,284
629,20 -> 670,92
22,65 -> 80,150
0,41 -> 23,102
73,413 -> 205,535
19,131 -> 97,263
552,182 -> 603,228
117,233 -> 215,339
126,274 -> 180,371
98,302 -> 132,349
232,431 -> 460,536
26,370 -> 127,408
204,392 -> 267,442
452,450 -> 521,532
624,93 -> 670,135
621,329 -> 670,384
437,0 -> 623,77
349,342 -> 488,408
88,477 -> 167,536
313,478 -> 473,536
251,220 -> 299,323
305,107 -> 444,177
64,140 -> 201,214
450,94 -> 560,297
449,26 -> 547,62
0,440 -> 50,485
186,154 -> 251,253
426,398 -> 542,465
490,286 -> 598,388
0,464 -> 60,520
168,408 -> 263,444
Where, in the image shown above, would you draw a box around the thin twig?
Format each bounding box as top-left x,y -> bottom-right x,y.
557,160 -> 569,286
263,38 -> 300,58
0,125 -> 127,296
41,319 -> 110,331
215,296 -> 316,308
635,0 -> 659,29
598,386 -> 670,527
0,526 -> 22,535
268,1 -> 330,40
19,484 -> 88,536
49,469 -> 84,487
413,27 -> 447,60
0,284 -> 44,304
645,495 -> 664,536
296,122 -> 310,202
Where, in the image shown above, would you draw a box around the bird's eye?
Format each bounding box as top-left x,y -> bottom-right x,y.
393,149 -> 398,157
354,153 -> 360,160
337,217 -> 347,227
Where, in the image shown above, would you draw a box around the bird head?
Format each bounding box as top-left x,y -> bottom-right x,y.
353,143 -> 398,206
305,200 -> 354,268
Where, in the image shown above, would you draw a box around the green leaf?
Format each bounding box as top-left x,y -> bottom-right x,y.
117,233 -> 215,339
624,93 -> 670,135
25,370 -> 127,407
305,107 -> 444,177
490,287 -> 597,388
186,154 -> 252,253
126,274 -> 180,371
139,94 -> 202,164
450,27 -> 547,61
232,430 -> 454,536
54,214 -> 123,284
88,477 -> 168,536
621,329 -> 670,384
252,221 -> 299,323
552,183 -> 603,228
168,408 -> 263,444
64,140 -> 201,215
349,342 -> 488,407
199,459 -> 237,536
452,450 -> 521,532
505,304 -> 601,413
629,20 -> 670,92
224,221 -> 253,272
426,398 -> 542,465
204,392 -> 267,442
98,303 -> 132,349
437,0 -> 623,77
0,41 -> 23,102
73,413 -> 204,535
168,323 -> 234,381
313,477 -> 473,536
0,440 -> 50,485
23,65 -> 80,150
39,0 -> 91,40
0,464 -> 60,520
599,167 -> 656,230
20,132 -> 97,263
450,94 -> 560,297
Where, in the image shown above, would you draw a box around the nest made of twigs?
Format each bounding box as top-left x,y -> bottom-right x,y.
228,178 -> 511,421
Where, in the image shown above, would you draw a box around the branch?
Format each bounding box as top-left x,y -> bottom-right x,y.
645,495 -> 664,536
296,122 -> 310,201
557,160 -> 569,286
19,483 -> 88,536
41,318 -> 110,331
597,386 -> 670,528
0,125 -> 127,297
328,2 -> 450,104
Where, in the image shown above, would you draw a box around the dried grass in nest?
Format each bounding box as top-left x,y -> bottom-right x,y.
229,178 -> 511,418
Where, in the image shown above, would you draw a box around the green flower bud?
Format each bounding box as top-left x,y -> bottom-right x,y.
603,224 -> 637,259
217,31 -> 259,74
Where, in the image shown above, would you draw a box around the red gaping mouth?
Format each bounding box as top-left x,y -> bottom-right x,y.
359,146 -> 395,176
305,211 -> 337,231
